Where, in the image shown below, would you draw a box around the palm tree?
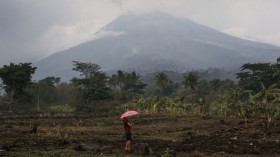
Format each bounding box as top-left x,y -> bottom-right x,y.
116,70 -> 125,90
108,70 -> 126,102
123,71 -> 147,100
182,72 -> 199,91
155,72 -> 171,96
182,72 -> 199,106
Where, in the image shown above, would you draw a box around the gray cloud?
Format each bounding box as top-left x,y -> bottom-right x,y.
0,0 -> 279,66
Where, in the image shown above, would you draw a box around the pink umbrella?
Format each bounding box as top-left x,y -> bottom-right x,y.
120,110 -> 139,119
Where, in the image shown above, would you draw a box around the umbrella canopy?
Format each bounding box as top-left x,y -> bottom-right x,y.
120,110 -> 139,119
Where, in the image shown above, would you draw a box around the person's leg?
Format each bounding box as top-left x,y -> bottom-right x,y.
125,141 -> 128,151
125,132 -> 132,153
127,140 -> 131,152
125,133 -> 129,153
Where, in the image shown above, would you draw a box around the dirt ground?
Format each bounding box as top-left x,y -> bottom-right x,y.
1,112 -> 280,157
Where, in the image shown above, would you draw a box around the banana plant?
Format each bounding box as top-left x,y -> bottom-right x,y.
252,83 -> 280,132
217,93 -> 231,118
226,88 -> 250,128
227,88 -> 246,117
198,93 -> 212,117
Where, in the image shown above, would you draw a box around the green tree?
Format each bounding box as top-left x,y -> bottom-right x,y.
272,57 -> 280,85
182,71 -> 199,106
109,71 -> 146,102
123,71 -> 147,100
155,72 -> 172,96
109,70 -> 126,101
71,61 -> 111,111
236,59 -> 280,93
182,71 -> 199,91
114,70 -> 126,90
31,77 -> 60,111
0,62 -> 36,112
0,83 -> 2,95
56,82 -> 78,105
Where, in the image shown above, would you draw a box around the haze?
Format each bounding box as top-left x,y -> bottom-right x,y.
0,0 -> 280,66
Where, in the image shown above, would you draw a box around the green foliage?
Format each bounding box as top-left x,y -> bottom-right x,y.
123,71 -> 147,99
116,96 -> 187,116
236,59 -> 280,93
0,63 -> 36,89
250,83 -> 280,131
71,61 -> 111,111
0,62 -> 36,112
56,82 -> 78,106
30,77 -> 60,111
155,72 -> 173,96
161,150 -> 175,157
182,71 -> 200,108
1,56 -> 278,122
48,104 -> 75,112
182,71 -> 199,91
109,70 -> 147,102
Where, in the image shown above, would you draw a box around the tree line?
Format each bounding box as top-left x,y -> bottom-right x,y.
0,61 -> 147,113
0,57 -> 280,130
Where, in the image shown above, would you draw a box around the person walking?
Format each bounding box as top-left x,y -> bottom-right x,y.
123,117 -> 133,153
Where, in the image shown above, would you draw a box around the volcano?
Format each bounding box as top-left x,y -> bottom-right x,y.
34,12 -> 280,81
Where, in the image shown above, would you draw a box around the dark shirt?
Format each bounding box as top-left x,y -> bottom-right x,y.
123,119 -> 131,133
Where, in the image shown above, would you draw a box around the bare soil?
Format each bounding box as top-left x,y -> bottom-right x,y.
0,112 -> 280,157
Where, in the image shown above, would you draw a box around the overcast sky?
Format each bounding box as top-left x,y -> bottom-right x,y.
0,0 -> 280,66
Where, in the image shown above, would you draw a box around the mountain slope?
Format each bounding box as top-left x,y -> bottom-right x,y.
34,12 -> 280,81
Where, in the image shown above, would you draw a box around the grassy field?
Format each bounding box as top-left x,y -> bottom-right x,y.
1,112 -> 280,157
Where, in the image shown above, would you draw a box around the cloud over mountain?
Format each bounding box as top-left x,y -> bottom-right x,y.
34,12 -> 280,81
